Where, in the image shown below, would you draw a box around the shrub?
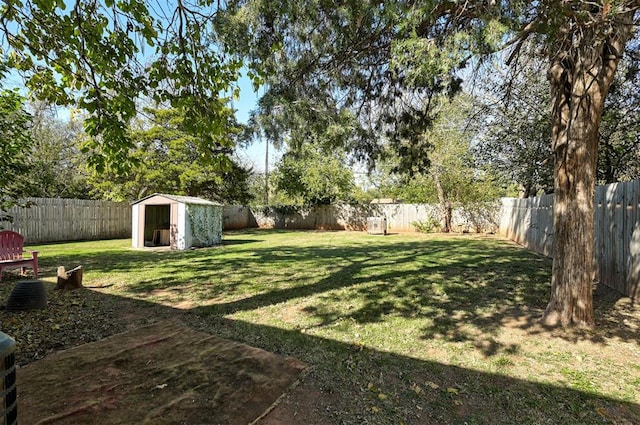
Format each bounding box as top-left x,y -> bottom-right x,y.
412,218 -> 440,233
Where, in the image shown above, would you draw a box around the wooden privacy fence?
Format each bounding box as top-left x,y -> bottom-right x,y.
251,204 -> 376,231
227,203 -> 499,233
1,198 -> 131,244
499,195 -> 554,256
222,205 -> 259,230
499,180 -> 640,300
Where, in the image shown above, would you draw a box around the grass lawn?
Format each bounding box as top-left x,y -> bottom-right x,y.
10,230 -> 640,424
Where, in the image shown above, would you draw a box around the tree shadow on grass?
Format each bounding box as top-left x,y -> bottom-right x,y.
194,235 -> 637,351
11,230 -> 640,424
206,314 -> 640,425
13,285 -> 638,425
34,231 -> 639,352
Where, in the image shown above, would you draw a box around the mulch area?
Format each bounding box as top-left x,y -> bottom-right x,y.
0,279 -> 165,367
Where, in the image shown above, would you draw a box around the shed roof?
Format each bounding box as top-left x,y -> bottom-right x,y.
132,193 -> 222,206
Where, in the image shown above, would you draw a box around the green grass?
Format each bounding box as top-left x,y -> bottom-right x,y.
26,230 -> 640,424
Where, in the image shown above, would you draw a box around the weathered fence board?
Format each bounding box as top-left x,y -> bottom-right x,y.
499,195 -> 554,257
499,180 -> 640,300
232,203 -> 499,233
222,205 -> 259,230
1,198 -> 131,244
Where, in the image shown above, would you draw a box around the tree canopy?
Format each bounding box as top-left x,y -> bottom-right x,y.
270,144 -> 357,206
0,83 -> 32,220
89,107 -> 254,204
472,54 -> 554,198
598,57 -> 640,183
474,47 -> 640,196
380,94 -> 506,231
1,0 -> 242,173
24,102 -> 91,199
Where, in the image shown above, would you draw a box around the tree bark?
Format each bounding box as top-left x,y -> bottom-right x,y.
433,173 -> 452,232
521,179 -> 536,199
542,10 -> 635,327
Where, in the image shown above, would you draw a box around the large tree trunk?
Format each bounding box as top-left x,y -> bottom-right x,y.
542,10 -> 635,327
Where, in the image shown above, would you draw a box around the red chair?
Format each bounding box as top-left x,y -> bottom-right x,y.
0,231 -> 38,282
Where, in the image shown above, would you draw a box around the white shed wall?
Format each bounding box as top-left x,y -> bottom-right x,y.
131,204 -> 140,248
177,202 -> 189,250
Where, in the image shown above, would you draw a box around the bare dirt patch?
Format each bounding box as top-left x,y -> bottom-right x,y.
18,320 -> 307,425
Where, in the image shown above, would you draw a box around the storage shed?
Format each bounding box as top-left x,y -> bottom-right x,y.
131,194 -> 223,250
